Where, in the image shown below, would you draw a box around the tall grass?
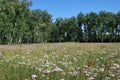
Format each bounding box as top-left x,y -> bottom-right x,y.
0,43 -> 120,80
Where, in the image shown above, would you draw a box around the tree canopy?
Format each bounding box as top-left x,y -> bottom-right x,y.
0,0 -> 120,44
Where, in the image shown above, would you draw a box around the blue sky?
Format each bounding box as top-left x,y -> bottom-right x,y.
30,0 -> 120,20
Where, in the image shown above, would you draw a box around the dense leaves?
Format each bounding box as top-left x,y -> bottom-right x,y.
0,0 -> 120,44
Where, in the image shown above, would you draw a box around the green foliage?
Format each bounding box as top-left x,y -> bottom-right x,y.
0,0 -> 120,44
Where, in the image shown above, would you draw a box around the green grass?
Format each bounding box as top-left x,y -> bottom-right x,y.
0,43 -> 120,80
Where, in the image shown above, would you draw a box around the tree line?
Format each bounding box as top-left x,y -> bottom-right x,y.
0,0 -> 120,44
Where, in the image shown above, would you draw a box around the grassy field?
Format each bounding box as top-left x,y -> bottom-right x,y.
0,43 -> 120,80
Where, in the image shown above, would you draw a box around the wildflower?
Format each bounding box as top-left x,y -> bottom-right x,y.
38,68 -> 42,72
93,73 -> 97,77
42,75 -> 45,77
35,67 -> 42,72
111,74 -> 115,77
42,69 -> 50,74
72,71 -> 77,76
88,77 -> 94,80
71,71 -> 78,76
84,65 -> 88,68
47,77 -> 50,80
113,63 -> 120,68
77,67 -> 80,70
18,62 -> 25,65
73,57 -> 77,62
64,55 -> 68,58
60,78 -> 64,80
117,70 -> 120,73
31,74 -> 37,80
53,67 -> 63,72
44,60 -> 50,67
110,63 -> 120,69
44,54 -> 49,58
105,77 -> 110,80
86,73 -> 89,76
62,62 -> 68,67
99,68 -> 104,72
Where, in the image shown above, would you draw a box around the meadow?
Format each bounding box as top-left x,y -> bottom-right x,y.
0,43 -> 120,80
